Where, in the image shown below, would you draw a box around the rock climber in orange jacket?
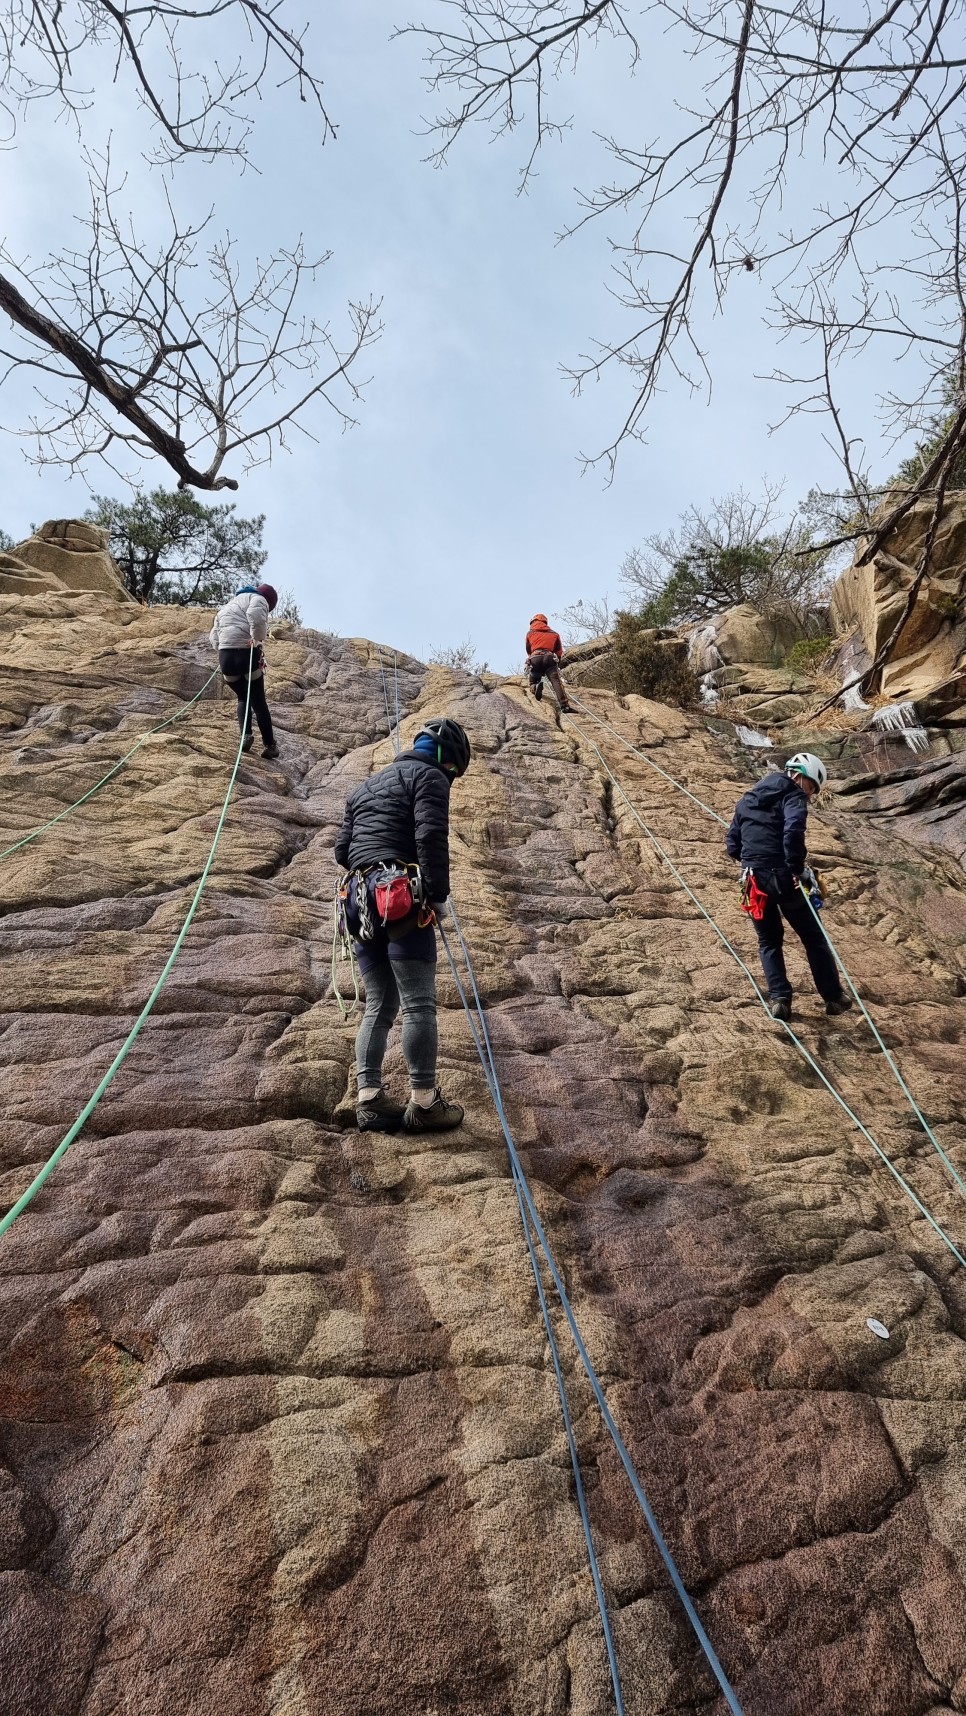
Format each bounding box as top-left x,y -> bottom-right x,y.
525,614 -> 572,713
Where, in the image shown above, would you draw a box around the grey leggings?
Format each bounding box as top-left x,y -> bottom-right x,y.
356,958 -> 438,1091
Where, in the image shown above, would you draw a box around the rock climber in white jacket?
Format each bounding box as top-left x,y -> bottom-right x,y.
209,583 -> 280,759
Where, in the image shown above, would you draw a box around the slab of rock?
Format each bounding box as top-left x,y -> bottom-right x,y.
830,496 -> 966,706
2,603 -> 966,1713
0,520 -> 132,605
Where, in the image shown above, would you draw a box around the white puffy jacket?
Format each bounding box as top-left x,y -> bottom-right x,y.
209,590 -> 270,650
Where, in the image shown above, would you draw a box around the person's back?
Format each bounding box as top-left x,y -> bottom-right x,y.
524,612 -> 571,711
336,749 -> 451,903
210,582 -> 280,759
525,615 -> 563,658
726,770 -> 809,875
334,718 -> 471,1135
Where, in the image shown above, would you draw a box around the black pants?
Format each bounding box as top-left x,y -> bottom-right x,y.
751,868 -> 841,1003
219,648 -> 274,745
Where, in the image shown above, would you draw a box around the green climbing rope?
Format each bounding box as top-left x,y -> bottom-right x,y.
0,667 -> 252,1239
0,667 -> 220,861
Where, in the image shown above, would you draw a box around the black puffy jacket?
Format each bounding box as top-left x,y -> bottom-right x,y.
334,750 -> 451,901
725,771 -> 810,873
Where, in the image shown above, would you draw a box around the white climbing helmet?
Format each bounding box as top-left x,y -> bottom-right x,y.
785,751 -> 828,791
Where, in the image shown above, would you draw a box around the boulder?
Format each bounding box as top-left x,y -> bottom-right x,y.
0,520 -> 133,603
829,494 -> 966,705
689,602 -> 821,670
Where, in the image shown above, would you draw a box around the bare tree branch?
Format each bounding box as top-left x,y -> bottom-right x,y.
0,1 -> 335,159
0,154 -> 382,489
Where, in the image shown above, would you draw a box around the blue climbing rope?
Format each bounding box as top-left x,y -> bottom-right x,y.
0,666 -> 220,861
440,903 -> 746,1716
0,664 -> 254,1239
564,714 -> 966,1269
442,904 -> 626,1713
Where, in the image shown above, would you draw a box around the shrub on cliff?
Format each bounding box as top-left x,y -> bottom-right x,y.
86,489 -> 267,606
612,612 -> 698,706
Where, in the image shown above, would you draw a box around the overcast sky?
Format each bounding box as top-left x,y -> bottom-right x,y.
0,3 -> 907,670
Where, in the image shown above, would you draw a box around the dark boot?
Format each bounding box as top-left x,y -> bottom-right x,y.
402,1089 -> 464,1132
532,681 -> 543,701
825,994 -> 854,1017
770,998 -> 792,1022
241,733 -> 255,753
262,741 -> 280,759
356,1088 -> 406,1133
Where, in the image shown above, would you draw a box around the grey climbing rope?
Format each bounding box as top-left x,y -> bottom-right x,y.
563,712 -> 966,1269
0,664 -> 254,1239
0,667 -> 220,860
565,696 -> 966,1220
441,902 -> 744,1715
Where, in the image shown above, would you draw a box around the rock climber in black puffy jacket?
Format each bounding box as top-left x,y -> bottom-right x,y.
335,718 -> 471,1135
726,751 -> 852,1023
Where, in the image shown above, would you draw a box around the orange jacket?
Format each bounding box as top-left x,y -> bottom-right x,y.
526,623 -> 563,658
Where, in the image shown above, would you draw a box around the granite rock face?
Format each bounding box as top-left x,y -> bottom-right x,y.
830,495 -> 966,707
3,599 -> 966,1715
0,521 -> 132,604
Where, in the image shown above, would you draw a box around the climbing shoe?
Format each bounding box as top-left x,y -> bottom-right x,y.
241,733 -> 255,753
825,994 -> 854,1017
356,1088 -> 406,1133
262,741 -> 280,759
533,681 -> 543,701
402,1089 -> 465,1132
770,998 -> 792,1022
559,703 -> 573,714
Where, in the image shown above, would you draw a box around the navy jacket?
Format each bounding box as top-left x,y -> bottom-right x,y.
334,749 -> 451,901
725,771 -> 809,874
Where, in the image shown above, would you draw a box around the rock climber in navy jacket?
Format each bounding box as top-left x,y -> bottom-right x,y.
335,717 -> 471,1135
726,752 -> 852,1022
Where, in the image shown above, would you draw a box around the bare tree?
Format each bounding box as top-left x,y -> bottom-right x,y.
405,0 -> 966,689
429,637 -> 487,672
552,595 -> 614,639
622,485 -> 833,622
404,3 -> 966,490
0,155 -> 380,491
0,1 -> 335,159
0,5 -> 379,490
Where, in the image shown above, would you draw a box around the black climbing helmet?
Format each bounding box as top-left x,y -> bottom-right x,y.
416,718 -> 472,777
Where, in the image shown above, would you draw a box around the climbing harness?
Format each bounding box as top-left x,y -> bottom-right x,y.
0,663 -> 255,1239
0,666 -> 220,861
441,901 -> 745,1716
564,696 -> 966,1227
563,710 -> 966,1269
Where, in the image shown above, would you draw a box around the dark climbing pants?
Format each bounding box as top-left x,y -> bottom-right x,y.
751,870 -> 841,1003
219,648 -> 274,746
529,649 -> 569,708
356,957 -> 438,1092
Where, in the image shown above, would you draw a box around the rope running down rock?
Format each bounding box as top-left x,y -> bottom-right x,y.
0,664 -> 254,1239
563,709 -> 966,1270
440,902 -> 745,1716
0,666 -> 220,860
566,694 -> 966,1213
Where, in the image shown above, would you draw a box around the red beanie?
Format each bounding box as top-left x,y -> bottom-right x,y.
256,583 -> 278,611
